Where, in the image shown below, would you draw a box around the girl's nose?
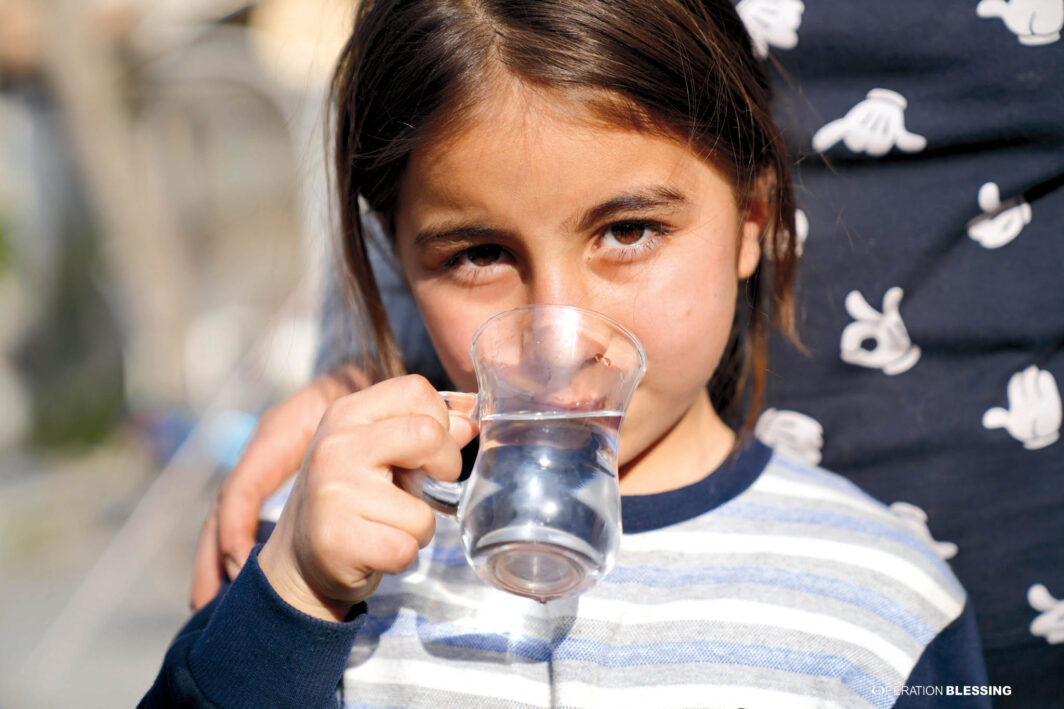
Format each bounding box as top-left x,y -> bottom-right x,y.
520,305 -> 613,406
526,261 -> 588,308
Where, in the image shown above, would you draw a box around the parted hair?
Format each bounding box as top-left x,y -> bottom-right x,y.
329,0 -> 799,431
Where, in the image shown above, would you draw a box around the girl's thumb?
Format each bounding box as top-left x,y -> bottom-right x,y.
448,410 -> 479,447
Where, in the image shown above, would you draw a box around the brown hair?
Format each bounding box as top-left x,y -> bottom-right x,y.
330,0 -> 798,431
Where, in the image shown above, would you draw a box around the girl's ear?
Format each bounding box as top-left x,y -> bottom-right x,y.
737,171 -> 773,279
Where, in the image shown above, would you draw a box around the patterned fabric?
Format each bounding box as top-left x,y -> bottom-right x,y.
747,2 -> 1064,702
325,445 -> 971,709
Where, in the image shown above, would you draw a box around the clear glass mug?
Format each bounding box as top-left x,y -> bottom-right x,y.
422,304 -> 646,602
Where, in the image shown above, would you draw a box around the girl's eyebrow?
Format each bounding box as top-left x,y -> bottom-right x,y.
574,186 -> 687,232
413,185 -> 687,246
413,224 -> 517,246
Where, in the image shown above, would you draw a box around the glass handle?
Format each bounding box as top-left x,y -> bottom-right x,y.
419,391 -> 478,514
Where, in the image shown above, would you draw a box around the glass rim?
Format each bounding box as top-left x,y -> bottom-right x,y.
469,303 -> 648,375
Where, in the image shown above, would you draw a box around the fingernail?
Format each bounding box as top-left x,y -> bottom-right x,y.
448,410 -> 478,439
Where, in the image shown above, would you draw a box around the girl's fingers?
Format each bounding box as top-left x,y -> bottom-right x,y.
330,478 -> 438,556
280,516 -> 421,615
350,517 -> 428,575
293,414 -> 462,582
265,473 -> 435,618
311,376 -> 479,490
310,403 -> 472,487
366,414 -> 466,481
320,375 -> 452,433
261,375 -> 479,616
447,410 -> 480,448
293,408 -> 462,549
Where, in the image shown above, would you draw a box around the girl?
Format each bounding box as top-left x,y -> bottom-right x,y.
145,0 -> 987,706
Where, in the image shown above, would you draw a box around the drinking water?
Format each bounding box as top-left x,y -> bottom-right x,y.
459,411 -> 623,602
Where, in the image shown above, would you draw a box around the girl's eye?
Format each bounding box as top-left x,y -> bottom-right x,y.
600,220 -> 667,250
463,243 -> 504,266
445,243 -> 510,269
601,221 -> 658,247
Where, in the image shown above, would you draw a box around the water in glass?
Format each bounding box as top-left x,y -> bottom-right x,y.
459,410 -> 623,602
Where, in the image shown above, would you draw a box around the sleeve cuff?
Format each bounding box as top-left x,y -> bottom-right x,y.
187,545 -> 365,708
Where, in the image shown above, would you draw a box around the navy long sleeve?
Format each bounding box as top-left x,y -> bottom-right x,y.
140,546 -> 364,708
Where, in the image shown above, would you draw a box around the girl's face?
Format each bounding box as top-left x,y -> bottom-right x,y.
394,81 -> 764,483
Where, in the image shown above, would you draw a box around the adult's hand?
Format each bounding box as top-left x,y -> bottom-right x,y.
189,366 -> 371,609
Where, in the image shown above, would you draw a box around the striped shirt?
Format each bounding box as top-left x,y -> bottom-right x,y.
337,441 -> 975,709
143,440 -> 986,708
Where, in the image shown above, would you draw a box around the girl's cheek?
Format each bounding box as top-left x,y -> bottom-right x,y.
617,279 -> 693,343
434,336 -> 474,385
627,277 -> 734,375
420,307 -> 481,389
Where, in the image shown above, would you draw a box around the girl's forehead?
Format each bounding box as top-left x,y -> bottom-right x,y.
392,94 -> 744,252
425,78 -> 681,160
412,96 -> 680,191
396,79 -> 738,221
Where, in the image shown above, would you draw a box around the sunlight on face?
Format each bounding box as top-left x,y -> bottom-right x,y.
394,80 -> 764,490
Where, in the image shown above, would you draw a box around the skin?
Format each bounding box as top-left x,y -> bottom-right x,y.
252,79 -> 766,622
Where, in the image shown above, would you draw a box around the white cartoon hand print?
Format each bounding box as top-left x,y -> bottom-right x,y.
793,209 -> 809,257
967,182 -> 1032,249
983,366 -> 1061,449
889,502 -> 959,561
977,0 -> 1063,45
1029,584 -> 1064,644
755,408 -> 824,465
812,89 -> 927,157
840,287 -> 921,375
736,0 -> 805,58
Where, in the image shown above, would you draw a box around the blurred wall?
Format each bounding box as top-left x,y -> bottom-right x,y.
0,1 -> 356,706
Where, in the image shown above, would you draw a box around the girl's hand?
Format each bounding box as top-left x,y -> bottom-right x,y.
190,367 -> 370,610
256,375 -> 478,622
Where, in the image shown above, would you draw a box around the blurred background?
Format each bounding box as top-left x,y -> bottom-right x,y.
0,0 -> 356,705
